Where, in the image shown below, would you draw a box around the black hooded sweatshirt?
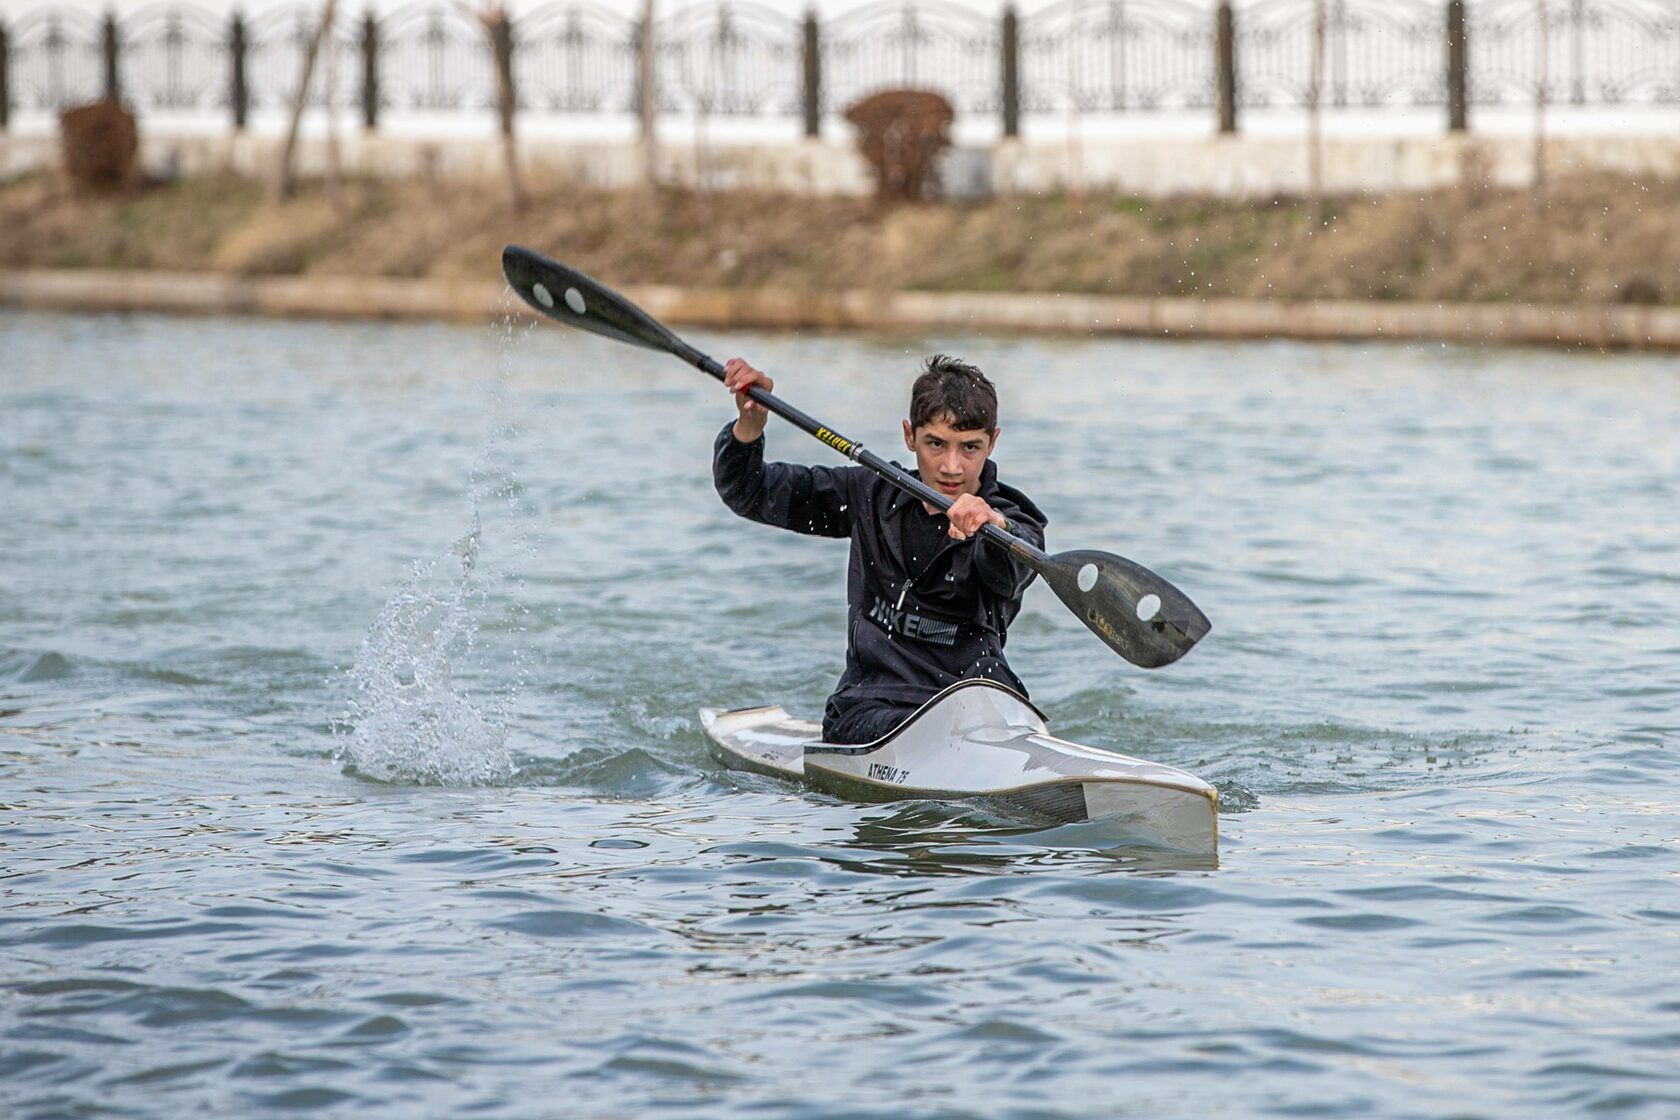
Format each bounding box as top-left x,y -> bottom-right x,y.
712,422 -> 1048,738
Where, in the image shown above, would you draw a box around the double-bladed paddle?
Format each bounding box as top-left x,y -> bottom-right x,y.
501,244 -> 1210,669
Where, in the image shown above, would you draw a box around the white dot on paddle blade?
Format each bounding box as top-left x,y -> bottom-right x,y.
531,283 -> 554,308
1077,563 -> 1098,592
1136,593 -> 1162,622
565,287 -> 587,315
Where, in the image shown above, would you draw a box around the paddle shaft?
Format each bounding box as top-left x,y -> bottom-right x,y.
690,352 -> 1048,566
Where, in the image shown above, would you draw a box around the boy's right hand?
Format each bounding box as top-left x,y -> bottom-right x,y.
724,357 -> 775,442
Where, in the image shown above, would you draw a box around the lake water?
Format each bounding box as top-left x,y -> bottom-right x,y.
2,307 -> 1677,1119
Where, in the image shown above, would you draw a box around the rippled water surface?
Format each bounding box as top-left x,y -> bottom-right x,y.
3,308 -> 1678,1119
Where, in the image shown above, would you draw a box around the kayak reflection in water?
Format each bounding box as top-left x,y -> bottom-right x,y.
715,354 -> 1048,745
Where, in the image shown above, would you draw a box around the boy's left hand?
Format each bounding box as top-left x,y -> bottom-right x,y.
946,494 -> 1007,541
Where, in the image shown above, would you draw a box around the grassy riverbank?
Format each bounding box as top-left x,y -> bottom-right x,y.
3,170 -> 1676,306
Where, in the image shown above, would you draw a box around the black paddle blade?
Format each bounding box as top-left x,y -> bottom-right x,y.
502,245 -> 684,355
1036,549 -> 1210,669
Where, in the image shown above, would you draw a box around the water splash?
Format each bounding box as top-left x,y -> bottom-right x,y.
339,516 -> 516,786
338,304 -> 544,786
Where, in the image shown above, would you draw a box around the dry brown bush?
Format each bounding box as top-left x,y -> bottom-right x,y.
59,99 -> 139,195
844,90 -> 954,204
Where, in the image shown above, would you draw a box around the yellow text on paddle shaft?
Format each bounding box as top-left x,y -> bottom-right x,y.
816,427 -> 854,456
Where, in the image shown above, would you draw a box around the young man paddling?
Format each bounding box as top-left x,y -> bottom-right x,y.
714,355 -> 1047,745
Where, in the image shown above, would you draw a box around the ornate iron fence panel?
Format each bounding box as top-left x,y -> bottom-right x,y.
657,1 -> 802,115
1238,0 -> 1443,109
516,2 -> 636,112
12,0 -> 1680,127
1469,0 -> 1680,105
1468,0 -> 1566,103
245,3 -> 359,111
1019,0 -> 1216,112
10,7 -> 102,110
379,3 -> 492,111
121,3 -> 225,112
825,0 -> 999,115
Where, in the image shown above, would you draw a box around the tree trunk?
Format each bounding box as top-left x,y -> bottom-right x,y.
1532,0 -> 1549,212
485,7 -> 525,213
274,0 -> 337,200
322,2 -> 342,211
640,0 -> 658,192
1066,96 -> 1084,216
1307,0 -> 1326,227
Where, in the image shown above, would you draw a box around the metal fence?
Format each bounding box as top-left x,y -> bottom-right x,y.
3,0 -> 1679,134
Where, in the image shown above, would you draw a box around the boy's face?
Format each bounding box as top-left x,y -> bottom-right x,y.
903,415 -> 1000,500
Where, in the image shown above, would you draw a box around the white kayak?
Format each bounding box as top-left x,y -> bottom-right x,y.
701,679 -> 1218,851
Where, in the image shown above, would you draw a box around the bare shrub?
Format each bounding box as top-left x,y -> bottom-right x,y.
844,90 -> 954,204
1618,276 -> 1662,305
60,99 -> 138,195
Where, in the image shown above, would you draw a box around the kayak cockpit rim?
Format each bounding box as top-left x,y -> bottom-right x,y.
805,678 -> 1049,758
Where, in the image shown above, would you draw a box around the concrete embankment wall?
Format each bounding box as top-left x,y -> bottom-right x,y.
5,268 -> 1679,350
7,128 -> 1680,198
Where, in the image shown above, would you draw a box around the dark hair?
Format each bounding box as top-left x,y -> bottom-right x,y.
908,354 -> 997,432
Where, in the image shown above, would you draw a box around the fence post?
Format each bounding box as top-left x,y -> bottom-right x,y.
229,11 -> 248,130
801,8 -> 820,137
1446,0 -> 1466,132
102,9 -> 121,102
361,10 -> 378,130
1216,1 -> 1237,134
1001,5 -> 1020,138
0,21 -> 10,133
